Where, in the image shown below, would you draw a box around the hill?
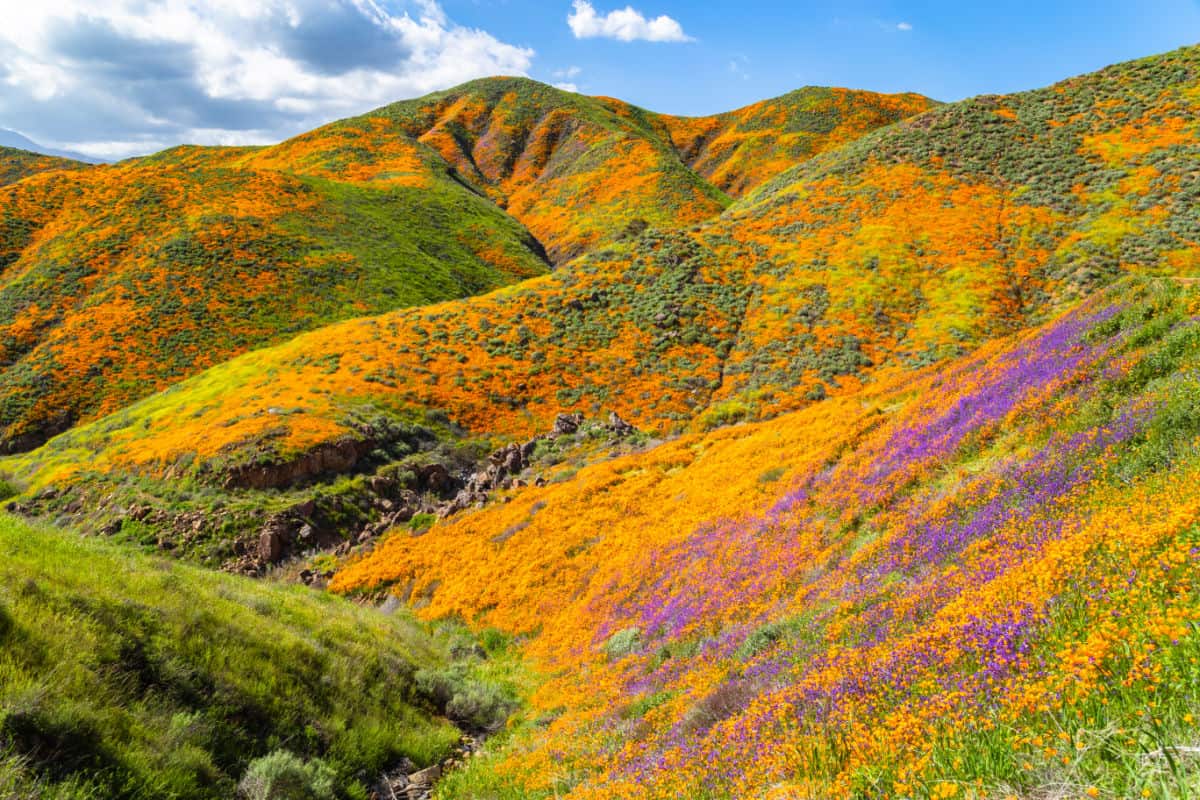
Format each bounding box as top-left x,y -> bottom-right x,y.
0,512 -> 509,799
657,86 -> 936,197
333,79 -> 933,263
7,47 -> 1195,514
333,274 -> 1200,799
0,146 -> 90,186
0,79 -> 928,457
0,120 -> 550,454
0,129 -> 104,164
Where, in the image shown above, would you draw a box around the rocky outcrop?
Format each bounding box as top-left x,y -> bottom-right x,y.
220,437 -> 374,491
372,736 -> 481,800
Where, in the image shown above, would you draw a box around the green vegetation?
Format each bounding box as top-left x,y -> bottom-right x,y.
0,513 -> 466,799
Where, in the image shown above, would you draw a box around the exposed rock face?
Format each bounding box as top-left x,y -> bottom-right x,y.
6,411 -> 645,576
553,412 -> 583,436
221,438 -> 374,490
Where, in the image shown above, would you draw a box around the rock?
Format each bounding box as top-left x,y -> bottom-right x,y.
299,569 -> 314,584
258,528 -> 285,563
606,411 -> 637,437
408,765 -> 441,786
417,463 -> 452,492
297,523 -> 315,542
552,413 -> 582,436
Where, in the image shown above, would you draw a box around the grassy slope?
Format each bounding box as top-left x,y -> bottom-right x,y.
0,513 -> 464,800
7,47 -> 1196,496
0,119 -> 549,454
0,147 -> 89,187
334,275 -> 1200,800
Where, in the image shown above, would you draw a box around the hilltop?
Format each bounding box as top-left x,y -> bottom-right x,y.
0,78 -> 927,456
0,146 -> 90,186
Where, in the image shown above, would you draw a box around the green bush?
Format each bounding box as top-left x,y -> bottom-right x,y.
414,666 -> 515,732
603,627 -> 642,659
237,751 -> 335,800
0,479 -> 15,502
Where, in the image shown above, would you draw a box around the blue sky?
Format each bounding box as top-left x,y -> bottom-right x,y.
1,0 -> 1197,158
457,0 -> 1200,113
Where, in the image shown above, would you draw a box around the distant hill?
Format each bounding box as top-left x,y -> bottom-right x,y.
15,46 -> 1195,498
0,78 -> 924,456
0,128 -> 106,163
0,145 -> 90,186
0,120 -> 551,453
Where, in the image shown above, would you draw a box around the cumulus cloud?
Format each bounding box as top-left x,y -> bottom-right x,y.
897,21 -> 913,31
554,82 -> 580,93
567,1 -> 692,43
0,0 -> 535,158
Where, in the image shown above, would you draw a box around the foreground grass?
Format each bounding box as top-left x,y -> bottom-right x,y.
0,514 -> 462,799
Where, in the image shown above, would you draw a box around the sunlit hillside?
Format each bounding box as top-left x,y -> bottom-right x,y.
1,41 -> 1199,800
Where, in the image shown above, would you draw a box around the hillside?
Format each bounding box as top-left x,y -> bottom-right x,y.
0,79 -> 926,457
334,274 -> 1200,799
0,122 -> 550,454
1,44 -> 1199,800
657,86 -> 935,196
7,47 -> 1196,512
0,146 -> 89,186
0,512 -> 507,799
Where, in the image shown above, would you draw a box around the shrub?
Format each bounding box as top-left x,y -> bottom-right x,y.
603,627 -> 642,659
413,667 -> 515,732
0,479 -> 15,502
237,751 -> 335,800
678,679 -> 759,737
408,513 -> 437,534
699,400 -> 751,431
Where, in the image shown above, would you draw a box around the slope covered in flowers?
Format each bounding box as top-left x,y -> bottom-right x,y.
0,79 -> 930,457
658,86 -> 935,197
0,119 -> 550,454
8,46 -> 1197,491
0,146 -> 89,186
333,276 -> 1200,799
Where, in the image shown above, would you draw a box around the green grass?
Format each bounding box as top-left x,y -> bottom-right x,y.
0,514 -> 465,799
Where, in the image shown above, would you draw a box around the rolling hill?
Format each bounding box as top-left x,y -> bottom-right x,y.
1,44 -> 1199,800
0,117 -> 551,454
0,79 -> 928,457
0,146 -> 90,187
8,47 -> 1195,501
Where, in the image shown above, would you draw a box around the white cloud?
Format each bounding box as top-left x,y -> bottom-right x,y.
0,0 -> 535,158
897,22 -> 913,31
729,54 -> 749,80
553,65 -> 583,79
554,82 -> 580,93
567,1 -> 692,43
